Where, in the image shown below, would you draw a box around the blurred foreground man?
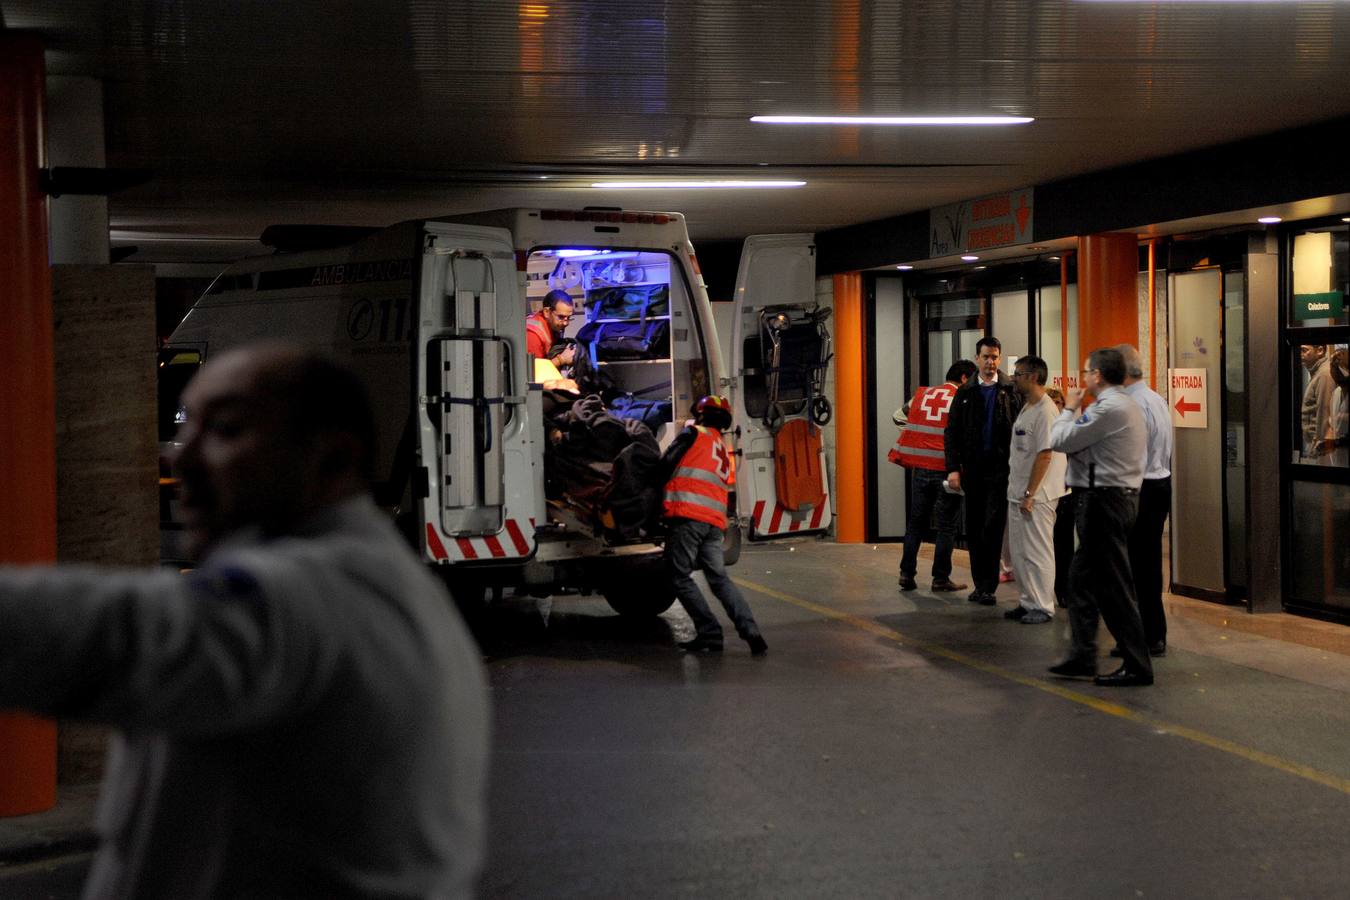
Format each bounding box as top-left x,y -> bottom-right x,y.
1048,347 -> 1154,687
0,343 -> 490,899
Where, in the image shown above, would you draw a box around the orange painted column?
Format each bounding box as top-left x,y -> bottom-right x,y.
0,33 -> 58,817
1077,233 -> 1140,364
832,273 -> 866,542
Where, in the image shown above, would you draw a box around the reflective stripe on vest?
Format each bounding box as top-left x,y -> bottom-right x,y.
663,426 -> 732,528
525,311 -> 553,356
892,383 -> 956,471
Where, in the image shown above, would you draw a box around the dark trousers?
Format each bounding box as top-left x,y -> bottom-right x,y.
665,518 -> 761,644
900,468 -> 963,580
1128,476 -> 1171,646
1066,488 -> 1153,676
1053,490 -> 1078,604
962,467 -> 1009,595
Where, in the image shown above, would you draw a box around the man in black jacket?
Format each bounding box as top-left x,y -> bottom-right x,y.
944,336 -> 1021,605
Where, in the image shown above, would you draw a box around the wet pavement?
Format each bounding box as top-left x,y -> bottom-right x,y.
5,538 -> 1349,898
479,539 -> 1350,898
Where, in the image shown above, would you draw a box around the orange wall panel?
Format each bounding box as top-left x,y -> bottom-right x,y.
0,33 -> 57,817
1077,233 -> 1139,361
833,273 -> 866,543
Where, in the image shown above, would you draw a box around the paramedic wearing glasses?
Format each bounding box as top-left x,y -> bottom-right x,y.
526,289 -> 577,367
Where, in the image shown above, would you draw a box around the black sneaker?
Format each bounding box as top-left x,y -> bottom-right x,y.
898,574 -> 918,591
976,592 -> 997,606
1003,606 -> 1029,620
747,635 -> 769,656
677,638 -> 723,654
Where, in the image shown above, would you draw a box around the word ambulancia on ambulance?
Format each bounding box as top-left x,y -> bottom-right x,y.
159,210 -> 833,614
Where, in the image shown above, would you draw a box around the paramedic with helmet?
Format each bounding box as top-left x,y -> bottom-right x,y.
526,289 -> 577,367
659,395 -> 768,656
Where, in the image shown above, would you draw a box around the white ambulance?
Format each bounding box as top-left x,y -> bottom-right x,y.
159,210 -> 831,614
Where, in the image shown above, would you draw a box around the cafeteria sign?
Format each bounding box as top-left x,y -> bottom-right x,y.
1294,291 -> 1344,321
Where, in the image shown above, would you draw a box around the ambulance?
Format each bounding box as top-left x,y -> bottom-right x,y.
159,210 -> 831,614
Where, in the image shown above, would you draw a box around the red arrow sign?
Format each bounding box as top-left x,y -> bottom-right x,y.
1174,397 -> 1201,417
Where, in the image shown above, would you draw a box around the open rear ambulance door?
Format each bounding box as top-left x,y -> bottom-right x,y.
728,234 -> 833,540
416,221 -> 543,568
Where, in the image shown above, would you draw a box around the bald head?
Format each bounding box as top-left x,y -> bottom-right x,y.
172,343 -> 376,559
1114,344 -> 1145,383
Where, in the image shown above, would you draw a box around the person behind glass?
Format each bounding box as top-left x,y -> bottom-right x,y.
1300,343 -> 1335,462
944,336 -> 1021,606
892,359 -> 977,593
1116,343 -> 1174,658
1323,347 -> 1350,466
0,343 -> 491,898
1046,386 -> 1075,607
526,289 -> 577,368
1048,347 -> 1153,687
1002,355 -> 1068,625
660,395 -> 768,656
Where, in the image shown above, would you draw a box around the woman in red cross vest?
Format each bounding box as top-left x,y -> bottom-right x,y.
659,395 -> 767,655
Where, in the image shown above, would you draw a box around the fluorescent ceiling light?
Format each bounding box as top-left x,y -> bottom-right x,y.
751,115 -> 1033,126
590,180 -> 805,189
961,255 -> 980,262
896,265 -> 914,270
1258,216 -> 1282,224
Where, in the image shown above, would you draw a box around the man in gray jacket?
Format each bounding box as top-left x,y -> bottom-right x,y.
0,343 -> 490,899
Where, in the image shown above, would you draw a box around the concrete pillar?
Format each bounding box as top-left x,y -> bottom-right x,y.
1077,233 -> 1140,362
833,273 -> 866,542
46,75 -> 110,265
0,31 -> 59,818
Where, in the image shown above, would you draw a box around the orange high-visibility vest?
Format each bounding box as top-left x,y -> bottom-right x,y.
525,310 -> 554,358
888,383 -> 957,471
663,426 -> 735,528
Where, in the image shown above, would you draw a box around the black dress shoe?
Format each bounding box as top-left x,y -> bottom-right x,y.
1003,606 -> 1029,620
976,592 -> 997,606
746,635 -> 768,656
677,638 -> 723,654
898,574 -> 918,591
1048,657 -> 1096,678
1093,666 -> 1153,687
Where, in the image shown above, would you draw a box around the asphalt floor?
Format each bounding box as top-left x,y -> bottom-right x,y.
3,539 -> 1348,898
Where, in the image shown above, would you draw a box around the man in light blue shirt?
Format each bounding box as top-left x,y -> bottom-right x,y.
1047,346 -> 1154,687
1117,344 -> 1173,657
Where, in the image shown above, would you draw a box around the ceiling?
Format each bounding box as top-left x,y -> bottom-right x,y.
6,0 -> 1350,267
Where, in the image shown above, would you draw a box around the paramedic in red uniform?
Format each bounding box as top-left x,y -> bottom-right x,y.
892,360 -> 977,592
659,395 -> 768,656
526,289 -> 577,366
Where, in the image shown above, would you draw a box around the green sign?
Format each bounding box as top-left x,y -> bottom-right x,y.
1294,290 -> 1345,321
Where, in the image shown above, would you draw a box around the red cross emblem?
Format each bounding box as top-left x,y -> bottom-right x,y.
919,388 -> 953,422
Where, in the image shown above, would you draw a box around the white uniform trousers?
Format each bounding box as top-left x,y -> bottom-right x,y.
1007,497 -> 1059,616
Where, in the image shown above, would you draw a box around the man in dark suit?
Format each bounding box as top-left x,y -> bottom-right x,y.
944,336 -> 1021,605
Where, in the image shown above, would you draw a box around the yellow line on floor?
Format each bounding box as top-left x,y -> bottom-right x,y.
734,576 -> 1350,796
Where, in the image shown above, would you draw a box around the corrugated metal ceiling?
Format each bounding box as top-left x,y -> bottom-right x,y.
5,0 -> 1350,258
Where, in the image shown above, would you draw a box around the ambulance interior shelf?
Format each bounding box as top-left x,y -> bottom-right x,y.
527,247 -> 683,541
